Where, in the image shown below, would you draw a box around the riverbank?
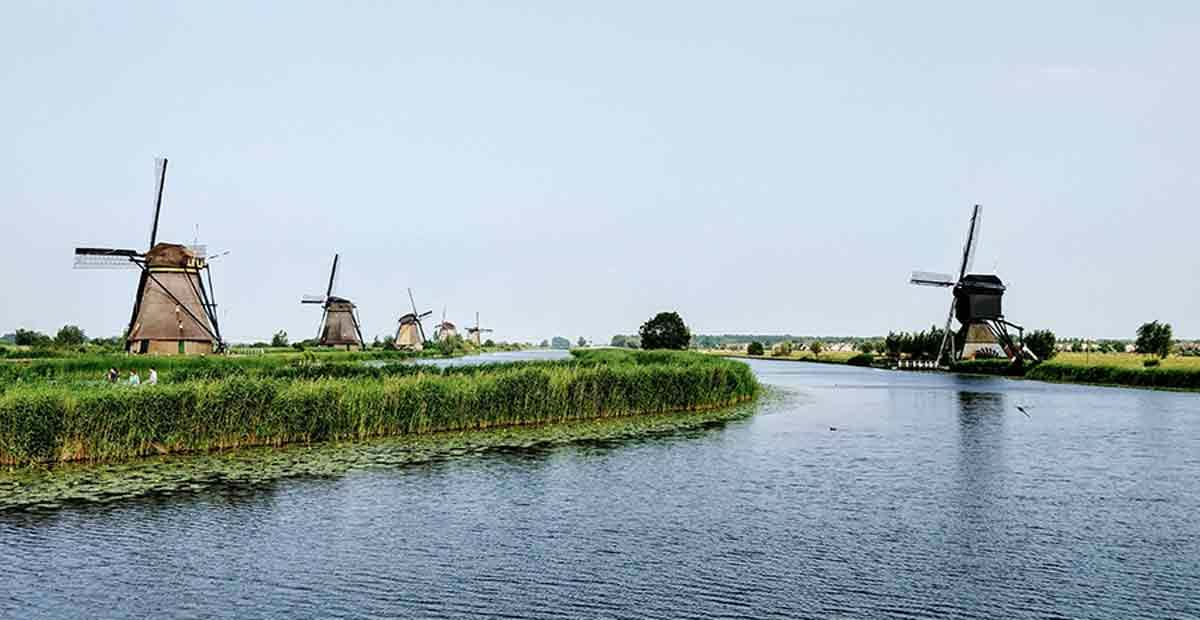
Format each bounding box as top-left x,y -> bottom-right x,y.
715,349 -> 1200,392
0,350 -> 759,466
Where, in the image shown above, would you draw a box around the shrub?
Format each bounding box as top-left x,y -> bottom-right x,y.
1144,359 -> 1160,368
1025,330 -> 1057,360
747,341 -> 764,356
951,359 -> 1025,377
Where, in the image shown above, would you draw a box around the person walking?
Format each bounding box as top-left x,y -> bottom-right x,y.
107,367 -> 119,383
147,367 -> 158,385
128,370 -> 141,386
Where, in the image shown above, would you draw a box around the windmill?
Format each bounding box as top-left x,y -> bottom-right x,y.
393,288 -> 433,350
301,254 -> 365,350
910,204 -> 1034,365
73,158 -> 225,355
466,312 -> 493,346
434,306 -> 458,342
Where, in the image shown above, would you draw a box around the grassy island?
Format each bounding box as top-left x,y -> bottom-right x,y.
0,350 -> 758,466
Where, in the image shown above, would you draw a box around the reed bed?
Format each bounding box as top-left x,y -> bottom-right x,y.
0,350 -> 758,465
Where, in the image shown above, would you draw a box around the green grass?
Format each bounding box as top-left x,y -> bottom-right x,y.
0,349 -> 758,465
1027,360 -> 1200,390
1051,352 -> 1200,370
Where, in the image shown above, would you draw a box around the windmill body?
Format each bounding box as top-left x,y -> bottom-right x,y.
74,158 -> 224,355
302,254 -> 365,350
466,312 -> 494,346
910,205 -> 1033,364
433,307 -> 458,343
393,289 -> 432,351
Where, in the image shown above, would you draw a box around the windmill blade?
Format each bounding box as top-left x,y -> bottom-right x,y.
186,244 -> 208,259
910,271 -> 957,287
73,247 -> 142,269
959,204 -> 982,278
408,288 -> 421,317
418,310 -> 433,320
206,250 -> 231,261
149,157 -> 168,248
326,254 -> 340,298
301,294 -> 326,304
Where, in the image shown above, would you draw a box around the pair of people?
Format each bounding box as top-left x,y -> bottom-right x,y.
108,368 -> 157,385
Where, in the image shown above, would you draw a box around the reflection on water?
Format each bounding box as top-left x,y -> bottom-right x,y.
2,358 -> 1198,619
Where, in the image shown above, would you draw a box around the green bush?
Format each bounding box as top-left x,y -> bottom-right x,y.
1025,330 -> 1057,360
950,359 -> 1025,377
747,342 -> 764,356
1143,359 -> 1160,368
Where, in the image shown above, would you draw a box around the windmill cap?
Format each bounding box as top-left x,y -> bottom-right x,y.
957,274 -> 1006,291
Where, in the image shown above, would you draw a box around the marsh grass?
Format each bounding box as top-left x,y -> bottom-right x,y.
0,350 -> 758,465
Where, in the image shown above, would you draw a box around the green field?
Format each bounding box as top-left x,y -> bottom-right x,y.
0,349 -> 759,465
1051,352 -> 1200,370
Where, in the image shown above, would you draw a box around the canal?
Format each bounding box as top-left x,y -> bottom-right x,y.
2,355 -> 1197,618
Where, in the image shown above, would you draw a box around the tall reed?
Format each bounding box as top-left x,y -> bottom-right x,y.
0,351 -> 758,465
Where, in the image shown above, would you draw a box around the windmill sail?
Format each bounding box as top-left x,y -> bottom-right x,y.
959,204 -> 982,278
149,158 -> 167,248
910,271 -> 956,287
73,247 -> 142,269
326,254 -> 340,298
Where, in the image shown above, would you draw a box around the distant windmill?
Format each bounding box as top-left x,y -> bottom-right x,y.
393,288 -> 433,350
434,306 -> 458,342
301,254 -> 365,350
910,204 -> 1034,365
466,312 -> 494,346
73,158 -> 225,355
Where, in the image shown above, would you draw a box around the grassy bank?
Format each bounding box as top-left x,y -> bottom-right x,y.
0,350 -> 758,465
951,353 -> 1200,391
710,350 -> 862,364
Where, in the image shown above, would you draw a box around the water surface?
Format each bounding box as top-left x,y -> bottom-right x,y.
3,356 -> 1197,619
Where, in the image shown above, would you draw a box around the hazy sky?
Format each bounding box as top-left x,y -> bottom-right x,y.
3,2 -> 1197,343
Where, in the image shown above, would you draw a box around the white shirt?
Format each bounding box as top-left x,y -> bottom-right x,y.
147,370 -> 158,385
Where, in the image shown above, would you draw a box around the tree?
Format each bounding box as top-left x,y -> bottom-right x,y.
14,329 -> 51,348
484,339 -> 495,348
859,341 -> 876,355
577,337 -> 587,348
54,325 -> 87,347
539,339 -> 549,348
550,336 -> 571,350
747,341 -> 764,356
1025,330 -> 1056,360
271,330 -> 289,348
1136,321 -> 1173,358
639,312 -> 691,350
772,341 -> 793,357
611,335 -> 628,348
884,332 -> 902,358
809,341 -> 824,357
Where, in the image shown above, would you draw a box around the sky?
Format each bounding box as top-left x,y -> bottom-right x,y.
2,2 -> 1198,343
